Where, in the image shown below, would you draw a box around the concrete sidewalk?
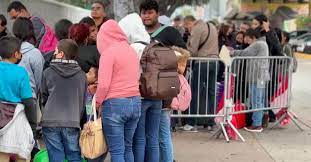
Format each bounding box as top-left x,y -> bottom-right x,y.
173,125 -> 311,162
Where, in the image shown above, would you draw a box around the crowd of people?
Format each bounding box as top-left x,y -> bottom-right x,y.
0,0 -> 297,162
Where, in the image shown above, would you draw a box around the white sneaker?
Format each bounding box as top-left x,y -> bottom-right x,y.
244,126 -> 263,133
183,124 -> 194,131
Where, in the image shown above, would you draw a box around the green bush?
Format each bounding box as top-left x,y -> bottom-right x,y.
296,16 -> 311,30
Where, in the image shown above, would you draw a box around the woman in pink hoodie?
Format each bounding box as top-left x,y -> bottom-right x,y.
96,20 -> 141,162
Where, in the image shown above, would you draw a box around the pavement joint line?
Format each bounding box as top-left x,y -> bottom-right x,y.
251,133 -> 276,162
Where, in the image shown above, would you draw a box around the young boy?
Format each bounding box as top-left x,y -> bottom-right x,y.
85,67 -> 98,120
231,28 -> 270,132
0,36 -> 36,161
41,39 -> 87,162
82,67 -> 107,162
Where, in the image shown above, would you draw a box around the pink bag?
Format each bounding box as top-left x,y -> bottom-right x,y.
215,74 -> 240,140
170,75 -> 192,111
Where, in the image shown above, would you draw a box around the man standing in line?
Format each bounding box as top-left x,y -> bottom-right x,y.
7,1 -> 58,54
91,1 -> 109,30
183,15 -> 219,131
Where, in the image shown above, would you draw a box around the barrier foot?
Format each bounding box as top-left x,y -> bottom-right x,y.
220,123 -> 230,143
270,113 -> 287,129
288,111 -> 311,130
210,123 -> 230,143
210,127 -> 222,139
227,121 -> 245,142
270,111 -> 304,131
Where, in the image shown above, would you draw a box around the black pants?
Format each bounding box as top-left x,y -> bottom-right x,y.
185,61 -> 217,126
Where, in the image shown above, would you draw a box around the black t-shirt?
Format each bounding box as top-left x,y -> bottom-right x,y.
0,29 -> 8,39
150,26 -> 186,49
265,30 -> 283,56
77,45 -> 100,73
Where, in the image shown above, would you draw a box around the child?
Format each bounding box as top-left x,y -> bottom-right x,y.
85,67 -> 98,121
0,36 -> 35,161
171,47 -> 192,111
41,39 -> 87,162
13,17 -> 45,143
159,46 -> 192,162
83,66 -> 107,162
231,28 -> 270,133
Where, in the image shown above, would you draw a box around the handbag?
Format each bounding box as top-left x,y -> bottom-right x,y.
79,95 -> 107,159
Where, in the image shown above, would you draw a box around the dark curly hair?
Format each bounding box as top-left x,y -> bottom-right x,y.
139,0 -> 159,13
245,28 -> 261,39
55,19 -> 73,41
254,14 -> 268,25
7,1 -> 27,12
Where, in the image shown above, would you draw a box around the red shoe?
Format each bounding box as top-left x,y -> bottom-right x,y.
244,126 -> 263,133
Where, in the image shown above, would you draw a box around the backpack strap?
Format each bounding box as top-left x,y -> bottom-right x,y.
134,41 -> 149,46
198,23 -> 211,50
151,25 -> 168,38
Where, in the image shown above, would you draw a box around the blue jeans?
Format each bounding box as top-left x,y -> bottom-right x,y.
250,84 -> 265,127
42,127 -> 81,162
102,97 -> 141,162
159,109 -> 174,162
133,99 -> 162,162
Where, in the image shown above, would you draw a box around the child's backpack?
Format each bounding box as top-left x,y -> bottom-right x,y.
31,17 -> 58,54
170,75 -> 191,111
140,39 -> 180,99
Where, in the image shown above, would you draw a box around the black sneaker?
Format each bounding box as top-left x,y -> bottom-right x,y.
262,113 -> 269,128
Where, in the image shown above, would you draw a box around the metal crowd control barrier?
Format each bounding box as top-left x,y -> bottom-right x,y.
170,57 -> 226,122
229,56 -> 292,114
214,56 -> 300,142
170,56 -> 309,142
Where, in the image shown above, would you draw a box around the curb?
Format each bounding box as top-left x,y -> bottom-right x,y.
295,53 -> 311,59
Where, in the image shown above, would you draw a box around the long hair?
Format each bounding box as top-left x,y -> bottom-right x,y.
13,17 -> 36,45
218,23 -> 230,47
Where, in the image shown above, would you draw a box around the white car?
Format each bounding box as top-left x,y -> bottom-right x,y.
290,33 -> 311,52
303,41 -> 311,54
296,37 -> 311,53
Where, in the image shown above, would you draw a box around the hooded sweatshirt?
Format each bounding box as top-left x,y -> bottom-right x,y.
232,37 -> 270,85
119,13 -> 150,73
96,20 -> 140,105
41,59 -> 86,128
19,42 -> 45,99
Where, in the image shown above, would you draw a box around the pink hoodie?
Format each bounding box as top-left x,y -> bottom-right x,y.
96,20 -> 140,104
171,74 -> 192,111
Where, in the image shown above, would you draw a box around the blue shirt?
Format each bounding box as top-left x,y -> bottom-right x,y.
0,62 -> 33,103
